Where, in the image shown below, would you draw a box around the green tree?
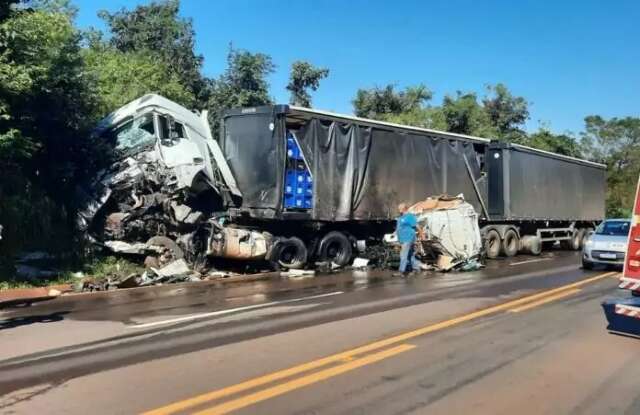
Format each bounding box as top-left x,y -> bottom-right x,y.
383,107 -> 448,130
83,44 -> 195,116
0,5 -> 97,256
525,128 -> 582,157
441,91 -> 496,137
482,83 -> 529,141
98,0 -> 208,102
581,115 -> 640,217
207,47 -> 275,132
352,84 -> 432,119
286,61 -> 329,107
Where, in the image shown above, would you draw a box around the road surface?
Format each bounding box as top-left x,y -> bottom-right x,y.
1,251 -> 638,414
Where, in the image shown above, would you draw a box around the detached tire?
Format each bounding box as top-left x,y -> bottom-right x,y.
484,230 -> 501,259
274,237 -> 308,270
317,231 -> 353,267
501,229 -> 519,257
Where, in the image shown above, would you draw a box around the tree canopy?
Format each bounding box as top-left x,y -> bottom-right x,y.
287,61 -> 329,107
98,0 -> 208,103
206,47 -> 275,133
582,115 -> 640,217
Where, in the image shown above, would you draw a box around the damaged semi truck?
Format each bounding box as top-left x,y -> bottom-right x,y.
79,94 -> 606,270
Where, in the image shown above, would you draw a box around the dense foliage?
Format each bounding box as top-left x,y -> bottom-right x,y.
287,61 -> 329,107
0,0 -> 637,266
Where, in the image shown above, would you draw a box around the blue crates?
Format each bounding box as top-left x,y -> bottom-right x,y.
284,132 -> 313,210
286,135 -> 303,160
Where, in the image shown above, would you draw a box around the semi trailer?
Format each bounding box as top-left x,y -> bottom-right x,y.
80,94 -> 606,269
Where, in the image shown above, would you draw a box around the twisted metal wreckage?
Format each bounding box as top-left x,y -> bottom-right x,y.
74,95 -> 275,288
73,95 -> 484,289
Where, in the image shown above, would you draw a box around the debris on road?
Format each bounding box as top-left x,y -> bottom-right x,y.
351,257 -> 369,269
375,195 -> 484,273
281,269 -> 316,278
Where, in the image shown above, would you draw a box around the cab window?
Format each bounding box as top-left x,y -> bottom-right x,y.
109,114 -> 156,152
158,115 -> 186,143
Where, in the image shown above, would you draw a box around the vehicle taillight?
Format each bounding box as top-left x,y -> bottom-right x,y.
624,176 -> 640,279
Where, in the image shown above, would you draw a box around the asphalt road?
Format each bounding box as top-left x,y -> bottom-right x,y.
1,251 -> 637,414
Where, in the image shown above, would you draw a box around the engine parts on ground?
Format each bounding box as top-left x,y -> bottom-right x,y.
410,195 -> 483,261
208,227 -> 271,260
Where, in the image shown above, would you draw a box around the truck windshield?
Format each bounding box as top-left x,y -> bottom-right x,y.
596,221 -> 630,236
109,114 -> 156,152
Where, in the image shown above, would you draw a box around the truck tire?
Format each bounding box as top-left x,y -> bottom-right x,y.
274,237 -> 308,270
562,230 -> 581,251
520,235 -> 542,256
501,229 -> 519,257
577,229 -> 587,249
317,231 -> 353,267
484,230 -> 501,259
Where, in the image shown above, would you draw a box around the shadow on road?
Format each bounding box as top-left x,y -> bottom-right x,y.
0,311 -> 69,330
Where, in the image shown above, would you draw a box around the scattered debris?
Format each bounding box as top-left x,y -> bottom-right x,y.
152,259 -> 190,278
104,240 -> 151,255
281,269 -> 316,278
351,258 -> 370,268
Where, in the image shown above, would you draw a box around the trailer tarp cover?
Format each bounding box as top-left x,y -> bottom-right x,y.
221,111 -> 284,211
291,118 -> 485,221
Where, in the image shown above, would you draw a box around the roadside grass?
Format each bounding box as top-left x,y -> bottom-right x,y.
0,256 -> 145,291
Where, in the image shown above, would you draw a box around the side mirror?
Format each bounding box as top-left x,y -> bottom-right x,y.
588,230 -> 595,236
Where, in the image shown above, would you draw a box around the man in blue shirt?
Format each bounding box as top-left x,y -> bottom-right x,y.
396,203 -> 423,274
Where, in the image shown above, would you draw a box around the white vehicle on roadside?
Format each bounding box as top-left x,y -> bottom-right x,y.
582,219 -> 631,269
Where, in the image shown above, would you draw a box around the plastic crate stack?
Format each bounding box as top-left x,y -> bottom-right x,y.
284,133 -> 313,209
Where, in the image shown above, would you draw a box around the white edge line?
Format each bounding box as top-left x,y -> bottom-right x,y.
509,258 -> 553,266
127,291 -> 344,329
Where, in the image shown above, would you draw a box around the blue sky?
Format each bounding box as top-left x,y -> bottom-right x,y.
74,0 -> 640,134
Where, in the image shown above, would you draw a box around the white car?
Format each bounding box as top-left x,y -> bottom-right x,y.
582,219 -> 631,269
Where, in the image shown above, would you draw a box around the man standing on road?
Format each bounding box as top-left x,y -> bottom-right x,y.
395,203 -> 423,275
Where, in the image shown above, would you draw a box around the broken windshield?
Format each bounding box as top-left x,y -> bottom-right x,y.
109,114 -> 156,152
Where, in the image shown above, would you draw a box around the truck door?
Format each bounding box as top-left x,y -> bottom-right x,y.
621,175 -> 640,292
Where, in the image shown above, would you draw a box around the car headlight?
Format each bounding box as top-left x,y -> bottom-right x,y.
584,238 -> 594,246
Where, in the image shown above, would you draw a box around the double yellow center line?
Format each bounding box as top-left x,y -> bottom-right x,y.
143,271 -> 617,415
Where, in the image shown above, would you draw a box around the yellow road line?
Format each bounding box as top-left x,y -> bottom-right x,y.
193,344 -> 416,415
143,271 -> 617,415
509,288 -> 581,313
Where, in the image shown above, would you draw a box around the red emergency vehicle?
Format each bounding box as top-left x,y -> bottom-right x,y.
602,175 -> 640,336
619,176 -> 640,294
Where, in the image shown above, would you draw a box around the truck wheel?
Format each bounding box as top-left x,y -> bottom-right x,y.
576,229 -> 587,250
580,229 -> 590,249
501,229 -> 519,257
484,230 -> 501,259
520,235 -> 542,256
274,237 -> 308,270
561,230 -> 581,250
570,230 -> 582,250
317,231 -> 353,267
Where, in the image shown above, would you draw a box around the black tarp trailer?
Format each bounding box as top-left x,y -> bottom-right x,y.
219,105 -> 606,267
